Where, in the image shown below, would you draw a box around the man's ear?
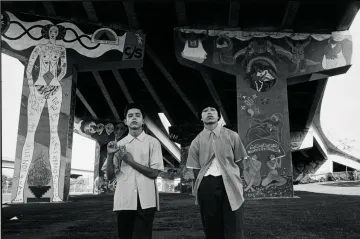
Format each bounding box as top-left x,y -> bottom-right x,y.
123,118 -> 127,126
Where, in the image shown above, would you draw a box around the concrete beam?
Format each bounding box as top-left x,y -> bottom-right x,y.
145,117 -> 181,163
42,2 -> 57,17
136,68 -> 175,125
112,69 -> 134,103
146,46 -> 198,119
76,89 -> 98,119
123,1 -> 140,30
200,70 -> 230,125
83,2 -> 99,22
228,1 -> 240,27
281,1 -> 300,30
175,0 -> 188,26
92,71 -> 121,120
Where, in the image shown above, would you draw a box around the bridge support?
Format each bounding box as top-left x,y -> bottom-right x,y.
1,11 -> 145,203
173,29 -> 352,198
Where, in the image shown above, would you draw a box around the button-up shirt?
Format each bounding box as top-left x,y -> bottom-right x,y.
102,131 -> 164,211
204,132 -> 222,177
186,124 -> 248,211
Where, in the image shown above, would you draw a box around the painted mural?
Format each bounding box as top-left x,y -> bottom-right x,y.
74,117 -> 128,194
175,29 -> 352,78
1,11 -> 144,203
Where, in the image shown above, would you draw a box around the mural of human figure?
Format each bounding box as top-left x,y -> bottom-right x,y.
12,24 -> 67,202
322,38 -> 347,69
243,154 -> 262,192
261,154 -> 286,189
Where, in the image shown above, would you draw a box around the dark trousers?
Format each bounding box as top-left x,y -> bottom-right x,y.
116,196 -> 156,239
198,176 -> 245,239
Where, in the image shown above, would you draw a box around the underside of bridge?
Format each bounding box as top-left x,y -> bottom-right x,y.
1,0 -> 359,203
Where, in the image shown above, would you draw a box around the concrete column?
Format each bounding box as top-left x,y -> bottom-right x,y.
11,66 -> 76,203
174,28 -> 352,199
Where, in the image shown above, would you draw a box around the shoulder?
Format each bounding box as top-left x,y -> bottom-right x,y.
221,127 -> 239,138
145,134 -> 161,146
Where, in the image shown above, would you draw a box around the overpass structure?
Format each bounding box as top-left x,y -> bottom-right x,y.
1,0 -> 359,203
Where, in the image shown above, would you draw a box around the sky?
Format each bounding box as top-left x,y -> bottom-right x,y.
320,13 -> 360,158
1,12 -> 360,174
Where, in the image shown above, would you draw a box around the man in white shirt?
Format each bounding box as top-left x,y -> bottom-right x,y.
103,103 -> 164,239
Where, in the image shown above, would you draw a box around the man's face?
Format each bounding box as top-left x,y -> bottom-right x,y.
201,107 -> 219,124
125,108 -> 144,130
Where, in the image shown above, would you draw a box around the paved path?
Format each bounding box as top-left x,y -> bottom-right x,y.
294,180 -> 360,196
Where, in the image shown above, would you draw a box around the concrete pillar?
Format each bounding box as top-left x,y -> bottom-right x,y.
1,11 -> 145,203
11,65 -> 77,203
174,28 -> 352,199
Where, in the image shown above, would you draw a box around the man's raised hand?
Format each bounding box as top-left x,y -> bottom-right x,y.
107,141 -> 120,154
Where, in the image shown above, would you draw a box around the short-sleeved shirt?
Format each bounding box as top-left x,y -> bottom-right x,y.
186,124 -> 248,211
102,131 -> 164,211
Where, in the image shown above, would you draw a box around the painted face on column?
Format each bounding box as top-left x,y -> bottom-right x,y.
49,26 -> 59,40
114,122 -> 127,140
201,107 -> 219,125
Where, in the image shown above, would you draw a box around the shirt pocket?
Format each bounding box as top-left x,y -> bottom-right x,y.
141,145 -> 150,166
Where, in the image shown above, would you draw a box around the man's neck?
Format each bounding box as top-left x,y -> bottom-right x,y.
129,128 -> 143,138
204,122 -> 218,131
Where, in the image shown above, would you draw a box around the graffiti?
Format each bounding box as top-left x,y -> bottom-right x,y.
96,123 -> 104,135
179,32 -> 208,63
122,32 -> 145,61
293,159 -> 325,183
10,22 -> 67,202
1,11 -> 127,58
283,37 -> 320,74
124,45 -> 143,59
247,143 -> 282,154
75,119 -> 127,143
238,93 -> 261,117
105,123 -> 114,135
243,155 -> 262,192
244,56 -> 278,92
213,35 -> 235,65
260,97 -> 270,105
246,113 -> 284,142
91,28 -> 119,45
322,38 -> 347,69
27,152 -> 52,187
261,154 -> 287,189
2,11 -> 144,203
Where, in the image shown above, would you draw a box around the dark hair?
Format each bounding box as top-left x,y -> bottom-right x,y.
124,103 -> 145,119
199,101 -> 221,121
41,24 -> 66,40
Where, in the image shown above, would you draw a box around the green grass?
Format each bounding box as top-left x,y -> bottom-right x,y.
2,184 -> 360,239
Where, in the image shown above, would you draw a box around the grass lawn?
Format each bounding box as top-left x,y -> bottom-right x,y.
2,182 -> 360,239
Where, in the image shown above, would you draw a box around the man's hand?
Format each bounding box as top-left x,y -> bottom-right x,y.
107,141 -> 120,154
122,152 -> 135,165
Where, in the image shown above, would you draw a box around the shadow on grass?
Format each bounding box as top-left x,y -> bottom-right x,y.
2,192 -> 360,239
319,181 -> 360,187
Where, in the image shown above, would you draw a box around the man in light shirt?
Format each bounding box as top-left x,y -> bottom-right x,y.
187,102 -> 248,239
103,103 -> 164,239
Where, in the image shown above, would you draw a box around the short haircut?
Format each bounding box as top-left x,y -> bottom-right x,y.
124,103 -> 145,118
199,101 -> 221,121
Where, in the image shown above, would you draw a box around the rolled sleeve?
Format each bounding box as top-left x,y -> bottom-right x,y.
150,140 -> 165,172
233,132 -> 248,162
186,137 -> 201,169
